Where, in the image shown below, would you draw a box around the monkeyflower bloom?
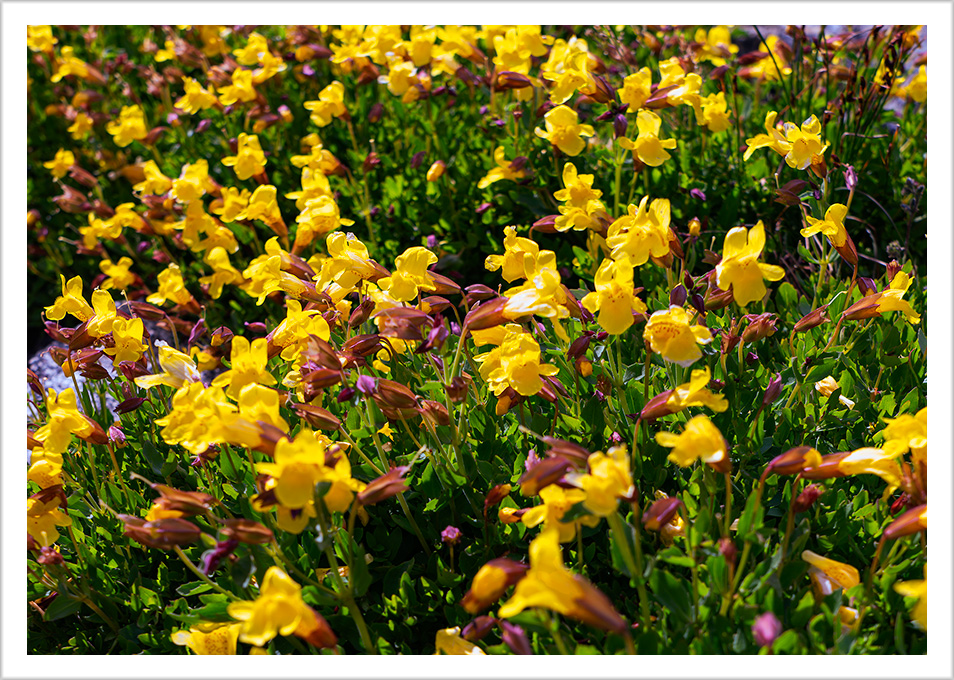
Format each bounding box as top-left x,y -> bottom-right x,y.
741,36 -> 792,81
147,264 -> 197,308
227,567 -> 333,648
534,105 -> 594,157
50,45 -> 89,82
99,257 -> 136,290
643,305 -> 712,367
304,81 -> 347,127
894,566 -> 927,630
43,149 -> 75,179
133,160 -> 173,196
154,383 -> 235,455
211,336 -> 277,398
553,162 -> 606,232
618,111 -> 677,167
45,274 -> 94,322
237,185 -> 286,234
378,246 -> 438,302
655,414 -> 730,471
27,25 -> 57,53
135,343 -> 201,390
801,550 -> 860,626
27,498 -> 73,547
498,529 -> 626,634
434,627 -> 485,655
743,111 -> 790,161
103,317 -> 146,364
172,160 -> 217,204
221,133 -> 267,180
783,115 -> 828,171
68,111 -> 94,140
836,447 -> 904,491
814,375 -> 855,409
521,484 -> 599,543
880,407 -> 927,468
502,266 -> 571,342
605,195 -> 672,266
217,68 -> 258,106
666,366 -> 729,412
485,226 -> 556,283
714,220 -> 786,307
175,77 -> 218,114
580,256 -> 648,335
478,146 -> 528,189
693,92 -> 732,133
475,325 -> 559,397
693,26 -> 739,66
802,203 -> 849,247
841,271 -> 921,325
171,622 -> 241,655
200,247 -> 245,299
270,299 -> 332,361
294,195 -> 353,250
33,388 -> 93,455
105,105 -> 148,147
619,67 -> 652,112
27,448 -> 64,489
574,445 -> 635,517
901,65 -> 927,103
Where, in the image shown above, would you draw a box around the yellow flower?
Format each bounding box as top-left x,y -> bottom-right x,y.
905,65 -> 927,103
45,274 -> 94,322
221,133 -> 266,180
502,266 -> 571,342
478,146 -> 528,189
434,627 -> 485,655
213,187 -> 252,222
802,550 -> 860,627
880,407 -> 927,467
426,160 -> 446,182
147,263 -> 196,308
27,25 -> 57,53
521,484 -> 597,543
605,195 -> 672,266
655,414 -> 729,469
782,115 -> 828,170
836,447 -> 904,490
498,529 -> 626,633
85,289 -> 119,338
542,50 -> 593,105
27,448 -> 64,489
103,317 -> 146,364
485,226 -> 556,283
135,343 -> 201,390
50,46 -> 89,82
155,383 -> 236,456
475,325 -> 560,397
304,81 -> 347,127
171,622 -> 242,655
175,77 -> 218,114
378,422 -> 394,440
693,26 -> 738,66
218,68 -> 258,106
105,105 -> 148,147
33,388 -> 92,455
618,110 -> 677,167
378,246 -> 438,302
227,567 -> 312,647
643,305 -> 712,367
134,160 -> 173,196
666,366 -> 729,412
814,375 -> 855,409
581,256 -> 647,335
619,67 -> 652,112
210,336 -> 277,399
694,92 -> 732,133
237,185 -> 284,228
270,299 -> 331,361
294,195 -> 353,249
99,257 -> 135,290
875,272 -> 921,324
27,498 -> 73,547
43,149 -> 75,178
534,105 -> 594,157
576,445 -> 634,517
742,36 -> 792,81
553,162 -> 606,232
172,160 -> 216,204
68,112 -> 94,140
894,567 -> 927,630
802,204 -> 849,247
743,110 -> 791,161
714,220 -> 786,307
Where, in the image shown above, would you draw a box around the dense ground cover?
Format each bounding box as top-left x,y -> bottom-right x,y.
26,24 -> 927,655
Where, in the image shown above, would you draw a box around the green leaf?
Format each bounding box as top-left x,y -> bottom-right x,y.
706,554 -> 729,595
648,569 -> 692,624
43,594 -> 83,621
350,542 -> 372,598
608,512 -> 637,579
175,581 -> 213,597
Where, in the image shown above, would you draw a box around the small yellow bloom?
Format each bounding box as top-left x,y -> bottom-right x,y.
27,498 -> 73,547
655,414 -> 729,469
714,220 -> 786,307
814,375 -> 855,409
378,423 -> 394,440
434,627 -> 485,655
894,567 -> 927,630
581,256 -> 647,335
534,105 -> 594,157
105,105 -> 148,147
175,77 -> 218,114
521,484 -> 596,543
218,68 -> 258,106
553,162 -> 606,232
103,317 -> 146,364
226,567 -> 312,647
304,81 -> 347,127
378,246 -> 438,302
68,112 -> 94,140
134,160 -> 173,196
836,447 -> 904,490
210,336 -> 277,399
426,160 -> 446,182
27,25 -> 57,53
605,195 -> 672,266
171,622 -> 241,655
43,149 -> 75,179
221,133 -> 267,180
643,305 -> 712,367
782,115 -> 828,170
802,203 -> 849,247
45,274 -> 94,322
619,67 -> 652,112
576,445 -> 634,517
485,226 -> 556,283
875,272 -> 921,324
880,407 -> 926,467
475,325 -> 560,397
618,110 -> 677,167
478,146 -> 527,189
135,343 -> 201,390
666,366 -> 729,413
99,256 -> 136,290
693,26 -> 738,67
147,263 -> 197,308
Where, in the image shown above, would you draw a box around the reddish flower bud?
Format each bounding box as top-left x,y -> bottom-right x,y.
752,611 -> 783,649
483,483 -> 512,519
499,620 -> 532,655
793,484 -> 822,513
441,525 -> 462,545
642,496 -> 684,531
445,375 -> 470,404
793,305 -> 831,333
799,451 -> 851,480
358,466 -> 410,506
218,518 -> 274,545
462,616 -> 496,642
518,456 -> 571,496
764,446 -> 823,478
464,297 -> 509,331
885,260 -> 902,282
762,373 -> 783,408
640,390 -> 679,421
294,605 -> 338,649
461,558 -> 530,613
541,437 -> 591,468
718,537 -> 738,566
291,403 -> 341,431
495,71 -> 532,90
882,504 -> 927,540
368,102 -> 384,123
420,399 -> 450,427
119,515 -> 201,550
741,313 -> 778,343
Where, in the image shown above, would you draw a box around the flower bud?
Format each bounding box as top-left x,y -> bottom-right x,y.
857,277 -> 878,296
464,297 -> 509,331
642,496 -> 683,531
883,504 -> 927,540
762,373 -> 783,408
410,151 -> 426,170
375,379 -> 418,410
462,616 -> 496,642
358,466 -> 410,506
119,515 -> 202,550
201,538 -> 239,575
517,456 -> 571,496
763,446 -> 823,479
792,305 -> 830,333
291,403 -> 341,431
799,451 -> 851,480
885,260 -> 902,282
688,217 -> 702,237
718,537 -> 738,566
426,160 -> 446,182
741,313 -> 778,343
669,284 -> 688,308
368,102 -> 384,123
752,612 -> 783,649
461,558 -> 530,613
218,518 -> 274,545
495,71 -> 532,90
613,113 -> 628,139
445,375 -> 470,404
108,425 -> 127,447
441,525 -> 462,545
499,620 -> 532,655
793,484 -> 822,513
483,483 -> 512,518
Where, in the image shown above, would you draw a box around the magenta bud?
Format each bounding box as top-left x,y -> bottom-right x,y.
201,538 -> 239,576
462,616 -> 496,642
188,318 -> 207,347
844,165 -> 858,191
368,102 -> 384,123
762,373 -> 783,407
793,484 -> 822,513
410,151 -> 426,170
441,525 -> 462,545
499,620 -> 533,655
690,293 -> 706,316
613,113 -> 628,139
108,425 -> 127,446
476,202 -> 492,215
745,351 -> 759,365
355,374 -> 378,395
690,188 -> 707,201
195,119 -> 211,134
336,386 -> 355,403
244,321 -> 267,335
752,612 -> 783,649
857,277 -> 878,296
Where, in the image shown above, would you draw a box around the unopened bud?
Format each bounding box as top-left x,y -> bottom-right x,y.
613,113 -> 628,139
688,217 -> 702,237
885,260 -> 902,282
741,313 -> 777,343
793,484 -> 822,513
426,160 -> 446,182
669,284 -> 688,308
642,496 -> 683,531
762,373 -> 783,408
792,305 -> 830,333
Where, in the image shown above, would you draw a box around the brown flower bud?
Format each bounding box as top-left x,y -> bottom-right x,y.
718,537 -> 738,566
541,437 -> 591,468
461,558 -> 530,613
374,379 -> 419,410
464,297 -> 509,331
640,390 -> 679,421
495,71 -> 533,90
357,466 -> 410,506
294,605 -> 338,649
218,518 -> 274,545
518,456 -> 571,496
149,483 -> 218,515
483,483 -> 512,519
764,446 -> 823,478
291,403 -> 341,431
427,272 -> 462,297
119,515 -> 201,550
799,451 -> 851,480
531,215 -> 560,234
77,416 -> 108,445
833,231 -> 858,266
446,375 -> 471,404
642,496 -> 684,531
885,259 -> 902,282
793,305 -> 831,333
462,615 -> 497,642
840,293 -> 883,321
792,484 -> 823,513
741,313 -> 778,344
882,504 -> 927,540
420,399 -> 450,427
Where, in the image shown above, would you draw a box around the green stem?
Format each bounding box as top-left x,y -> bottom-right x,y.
173,546 -> 239,600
